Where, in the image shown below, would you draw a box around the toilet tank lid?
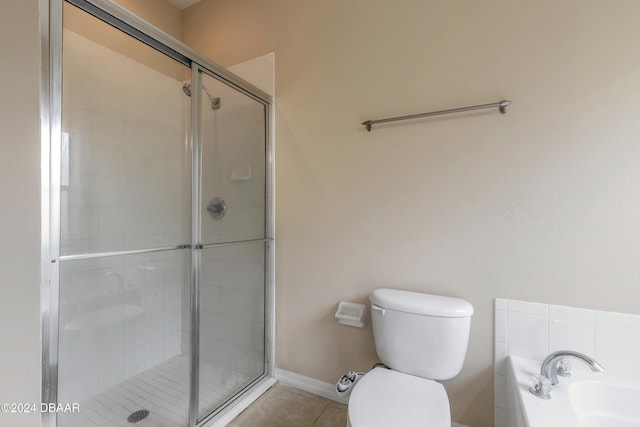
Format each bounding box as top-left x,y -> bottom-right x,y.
370,288 -> 473,317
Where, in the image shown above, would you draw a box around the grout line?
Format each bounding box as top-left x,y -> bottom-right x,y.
72,354 -> 256,426
310,404 -> 331,427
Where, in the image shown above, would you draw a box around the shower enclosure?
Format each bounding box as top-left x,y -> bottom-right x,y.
41,1 -> 273,426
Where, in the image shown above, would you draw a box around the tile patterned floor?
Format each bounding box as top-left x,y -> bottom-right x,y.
227,384 -> 348,427
58,358 -> 346,427
58,354 -> 251,427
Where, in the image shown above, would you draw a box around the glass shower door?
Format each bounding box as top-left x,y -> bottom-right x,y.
57,3 -> 192,426
196,71 -> 268,421
53,2 -> 272,426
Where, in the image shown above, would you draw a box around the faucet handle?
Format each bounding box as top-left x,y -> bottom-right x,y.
555,358 -> 572,377
529,374 -> 552,400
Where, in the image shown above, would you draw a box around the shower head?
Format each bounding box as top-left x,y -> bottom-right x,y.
182,83 -> 220,110
182,83 -> 191,97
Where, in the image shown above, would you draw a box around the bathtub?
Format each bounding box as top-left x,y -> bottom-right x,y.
507,355 -> 640,426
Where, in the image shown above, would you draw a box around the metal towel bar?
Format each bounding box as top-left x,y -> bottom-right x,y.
362,100 -> 512,131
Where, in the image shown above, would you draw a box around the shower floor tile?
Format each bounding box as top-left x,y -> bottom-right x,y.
58,354 -> 251,427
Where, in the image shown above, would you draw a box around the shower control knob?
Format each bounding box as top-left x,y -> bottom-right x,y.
207,197 -> 226,220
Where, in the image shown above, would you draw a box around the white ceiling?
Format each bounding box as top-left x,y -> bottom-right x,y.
166,0 -> 201,10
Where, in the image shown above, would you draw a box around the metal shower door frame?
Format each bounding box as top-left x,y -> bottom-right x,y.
39,1 -> 275,426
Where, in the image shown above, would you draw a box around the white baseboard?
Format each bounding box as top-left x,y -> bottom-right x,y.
275,368 -> 349,405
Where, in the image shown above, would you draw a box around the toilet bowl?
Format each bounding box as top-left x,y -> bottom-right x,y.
346,288 -> 473,427
347,367 -> 450,427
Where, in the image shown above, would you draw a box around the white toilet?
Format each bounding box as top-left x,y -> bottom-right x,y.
347,288 -> 474,427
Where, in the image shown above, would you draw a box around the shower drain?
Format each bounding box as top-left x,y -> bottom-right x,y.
127,409 -> 150,423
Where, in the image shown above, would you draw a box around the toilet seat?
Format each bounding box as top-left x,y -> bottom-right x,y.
348,367 -> 451,427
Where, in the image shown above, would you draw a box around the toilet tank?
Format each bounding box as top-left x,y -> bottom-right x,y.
370,288 -> 473,381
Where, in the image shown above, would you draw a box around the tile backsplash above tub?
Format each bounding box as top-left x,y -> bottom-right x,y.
493,298 -> 640,427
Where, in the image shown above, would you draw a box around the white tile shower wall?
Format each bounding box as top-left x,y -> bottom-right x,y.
493,298 -> 640,427
61,30 -> 186,255
58,30 -> 188,405
200,74 -> 266,244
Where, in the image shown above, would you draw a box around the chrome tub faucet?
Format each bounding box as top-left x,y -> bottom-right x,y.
529,350 -> 604,399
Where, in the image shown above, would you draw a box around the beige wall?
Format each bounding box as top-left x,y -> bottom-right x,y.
0,2 -> 42,427
64,2 -> 186,81
183,1 -> 640,425
113,0 -> 182,40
